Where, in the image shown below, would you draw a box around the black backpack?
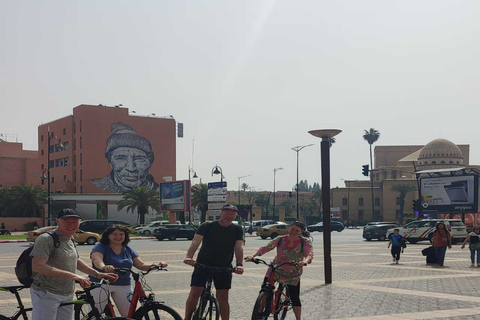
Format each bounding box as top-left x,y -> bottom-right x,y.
15,230 -> 61,287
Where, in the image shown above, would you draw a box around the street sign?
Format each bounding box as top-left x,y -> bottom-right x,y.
207,209 -> 222,216
208,181 -> 227,189
208,195 -> 227,202
208,202 -> 225,210
208,187 -> 227,196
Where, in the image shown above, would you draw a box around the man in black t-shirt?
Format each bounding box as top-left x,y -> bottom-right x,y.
184,205 -> 244,320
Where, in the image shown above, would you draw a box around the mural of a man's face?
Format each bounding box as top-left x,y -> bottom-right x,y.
109,147 -> 151,189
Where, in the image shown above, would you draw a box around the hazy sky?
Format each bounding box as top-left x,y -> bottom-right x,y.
1,1 -> 480,193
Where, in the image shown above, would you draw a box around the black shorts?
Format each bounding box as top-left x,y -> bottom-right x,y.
190,266 -> 232,290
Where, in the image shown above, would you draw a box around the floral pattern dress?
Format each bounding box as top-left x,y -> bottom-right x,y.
256,235 -> 314,286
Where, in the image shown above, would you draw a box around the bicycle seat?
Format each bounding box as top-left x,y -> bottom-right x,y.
0,285 -> 27,293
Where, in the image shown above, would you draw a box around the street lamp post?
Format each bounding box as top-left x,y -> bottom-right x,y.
309,129 -> 341,285
188,166 -> 197,223
273,167 -> 283,219
238,174 -> 252,205
211,165 -> 224,182
291,144 -> 314,220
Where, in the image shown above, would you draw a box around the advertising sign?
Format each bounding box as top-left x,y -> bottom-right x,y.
160,181 -> 189,211
419,175 -> 478,213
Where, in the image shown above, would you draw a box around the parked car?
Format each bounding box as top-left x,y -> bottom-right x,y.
257,224 -> 289,239
307,221 -> 345,232
136,221 -> 180,235
363,224 -> 400,241
153,224 -> 196,241
79,220 -> 136,235
365,222 -> 400,227
26,226 -> 101,245
247,220 -> 285,233
386,219 -> 467,244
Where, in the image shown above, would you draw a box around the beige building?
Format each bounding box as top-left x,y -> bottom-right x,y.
332,138 -> 476,223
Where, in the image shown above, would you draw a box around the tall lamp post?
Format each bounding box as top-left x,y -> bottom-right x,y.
273,167 -> 283,218
291,144 -> 314,219
212,165 -> 224,182
188,166 -> 198,223
309,129 -> 341,285
238,174 -> 252,205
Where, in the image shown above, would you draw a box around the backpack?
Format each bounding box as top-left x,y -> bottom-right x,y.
276,236 -> 306,253
15,230 -> 61,287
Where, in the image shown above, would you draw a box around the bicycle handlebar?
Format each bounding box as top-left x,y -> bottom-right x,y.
246,258 -> 298,268
114,264 -> 166,276
194,263 -> 234,273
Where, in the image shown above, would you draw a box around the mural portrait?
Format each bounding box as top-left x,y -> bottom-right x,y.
91,122 -> 159,193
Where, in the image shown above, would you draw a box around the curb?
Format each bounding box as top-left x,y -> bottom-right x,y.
131,236 -> 155,240
0,239 -> 28,243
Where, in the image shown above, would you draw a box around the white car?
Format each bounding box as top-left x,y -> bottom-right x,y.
386,219 -> 467,244
137,221 -> 180,235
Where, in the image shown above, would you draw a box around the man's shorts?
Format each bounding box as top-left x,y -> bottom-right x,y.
190,266 -> 232,290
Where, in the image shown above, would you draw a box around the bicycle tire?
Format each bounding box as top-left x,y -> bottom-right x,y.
192,294 -> 219,320
133,301 -> 182,320
273,286 -> 290,320
251,291 -> 272,320
0,315 -> 10,320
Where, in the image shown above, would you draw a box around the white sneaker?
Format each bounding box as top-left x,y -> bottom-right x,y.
395,260 -> 399,264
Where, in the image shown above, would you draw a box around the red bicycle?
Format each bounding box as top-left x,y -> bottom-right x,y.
74,265 -> 182,320
247,258 -> 297,320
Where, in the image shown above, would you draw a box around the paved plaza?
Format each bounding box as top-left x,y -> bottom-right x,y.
1,230 -> 480,319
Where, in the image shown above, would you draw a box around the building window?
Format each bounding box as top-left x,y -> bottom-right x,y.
73,155 -> 76,166
80,153 -> 82,165
80,120 -> 82,132
342,197 -> 348,206
41,135 -> 44,142
41,179 -> 45,185
80,169 -> 83,182
441,161 -> 445,164
55,159 -> 64,167
49,160 -> 54,168
63,128 -> 66,135
63,175 -> 67,182
74,122 -> 76,134
342,210 -> 348,220
41,150 -> 44,156
359,197 -> 364,206
80,186 -> 83,193
49,145 -> 54,154
358,210 -> 364,220
80,137 -> 82,149
63,141 -> 69,150
51,177 -> 55,184
64,157 -> 69,166
432,161 -> 437,164
375,197 -> 380,206
74,170 -> 76,182
73,139 -> 76,151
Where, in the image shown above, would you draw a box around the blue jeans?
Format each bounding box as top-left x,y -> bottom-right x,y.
433,246 -> 447,264
470,247 -> 480,264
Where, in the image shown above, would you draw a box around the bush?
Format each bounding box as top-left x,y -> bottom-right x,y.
24,222 -> 35,231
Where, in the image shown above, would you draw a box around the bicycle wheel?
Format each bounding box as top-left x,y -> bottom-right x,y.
192,295 -> 219,320
0,315 -> 11,320
133,301 -> 182,320
273,285 -> 290,320
251,291 -> 272,320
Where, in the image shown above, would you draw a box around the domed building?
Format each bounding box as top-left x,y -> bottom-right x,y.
331,138 -> 476,224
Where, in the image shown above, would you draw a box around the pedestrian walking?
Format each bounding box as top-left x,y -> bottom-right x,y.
461,226 -> 480,267
388,228 -> 402,264
432,222 -> 452,267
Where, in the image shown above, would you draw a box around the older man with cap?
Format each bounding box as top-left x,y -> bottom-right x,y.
91,122 -> 159,193
183,205 -> 244,320
30,209 -> 118,320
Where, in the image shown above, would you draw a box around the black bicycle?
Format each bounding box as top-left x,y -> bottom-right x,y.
0,280 -> 131,320
192,263 -> 233,320
247,258 -> 297,320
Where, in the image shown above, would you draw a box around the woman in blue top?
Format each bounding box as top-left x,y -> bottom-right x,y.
90,225 -> 168,317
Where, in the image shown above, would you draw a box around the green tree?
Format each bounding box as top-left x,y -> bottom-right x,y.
191,183 -> 208,223
363,128 -> 381,220
117,186 -> 160,224
391,184 -> 417,225
255,193 -> 270,218
4,184 -> 47,217
281,198 -> 294,217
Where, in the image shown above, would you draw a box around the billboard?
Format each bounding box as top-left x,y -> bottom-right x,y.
160,180 -> 190,211
419,175 -> 478,213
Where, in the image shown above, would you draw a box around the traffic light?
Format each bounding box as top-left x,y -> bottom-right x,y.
362,165 -> 369,176
412,200 -> 421,212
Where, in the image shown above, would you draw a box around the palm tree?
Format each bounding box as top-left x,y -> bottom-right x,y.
191,183 -> 208,223
363,128 -> 381,220
117,186 -> 160,224
328,137 -> 336,148
255,193 -> 270,218
391,184 -> 417,225
7,184 -> 47,217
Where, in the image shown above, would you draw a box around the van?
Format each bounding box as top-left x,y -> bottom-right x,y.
249,220 -> 276,233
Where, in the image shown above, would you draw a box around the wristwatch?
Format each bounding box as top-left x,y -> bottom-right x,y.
236,263 -> 243,267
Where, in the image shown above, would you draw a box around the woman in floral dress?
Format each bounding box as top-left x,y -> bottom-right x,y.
246,221 -> 314,320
